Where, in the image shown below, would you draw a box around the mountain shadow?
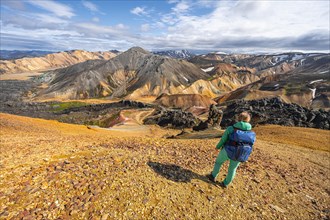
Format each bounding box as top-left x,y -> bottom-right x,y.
147,161 -> 214,185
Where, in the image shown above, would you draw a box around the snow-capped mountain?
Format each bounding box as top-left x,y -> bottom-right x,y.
152,49 -> 195,59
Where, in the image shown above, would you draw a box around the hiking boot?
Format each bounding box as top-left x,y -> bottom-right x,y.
219,182 -> 228,188
206,173 -> 216,182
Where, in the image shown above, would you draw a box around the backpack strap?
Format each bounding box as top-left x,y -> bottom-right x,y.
229,126 -> 254,146
233,125 -> 254,133
232,125 -> 242,130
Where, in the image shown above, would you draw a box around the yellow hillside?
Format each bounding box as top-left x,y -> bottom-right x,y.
0,113 -> 329,219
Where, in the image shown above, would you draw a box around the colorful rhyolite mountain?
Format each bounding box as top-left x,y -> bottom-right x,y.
0,50 -> 117,74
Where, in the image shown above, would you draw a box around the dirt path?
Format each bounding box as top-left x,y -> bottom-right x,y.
0,113 -> 329,219
131,109 -> 154,125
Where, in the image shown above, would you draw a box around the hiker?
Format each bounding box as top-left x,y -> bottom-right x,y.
207,111 -> 256,187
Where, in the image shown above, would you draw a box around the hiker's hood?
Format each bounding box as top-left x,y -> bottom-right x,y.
233,121 -> 252,131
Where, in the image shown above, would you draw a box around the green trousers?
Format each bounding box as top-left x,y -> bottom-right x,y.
212,148 -> 241,186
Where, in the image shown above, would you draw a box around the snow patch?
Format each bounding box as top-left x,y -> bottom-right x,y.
201,67 -> 214,72
309,88 -> 316,99
275,55 -> 289,62
182,76 -> 189,82
269,60 -> 276,65
300,58 -> 305,65
216,51 -> 227,55
292,54 -> 304,61
309,79 -> 324,84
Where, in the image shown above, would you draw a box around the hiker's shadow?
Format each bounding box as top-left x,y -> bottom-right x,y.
147,161 -> 214,185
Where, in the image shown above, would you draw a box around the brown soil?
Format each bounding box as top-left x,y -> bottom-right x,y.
0,72 -> 45,81
154,94 -> 216,110
254,125 -> 330,152
0,113 -> 329,219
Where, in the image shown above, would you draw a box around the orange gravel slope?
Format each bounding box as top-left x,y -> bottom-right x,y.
0,113 -> 329,219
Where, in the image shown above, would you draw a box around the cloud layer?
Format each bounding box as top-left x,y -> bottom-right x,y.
1,0 -> 329,53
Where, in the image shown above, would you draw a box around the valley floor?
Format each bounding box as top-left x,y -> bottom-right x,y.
0,113 -> 329,219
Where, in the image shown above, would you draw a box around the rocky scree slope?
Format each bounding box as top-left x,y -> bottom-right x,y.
205,63 -> 260,93
185,53 -> 313,100
0,113 -> 329,219
154,93 -> 216,112
38,47 -> 210,100
190,52 -> 328,82
216,55 -> 330,108
0,50 -> 117,74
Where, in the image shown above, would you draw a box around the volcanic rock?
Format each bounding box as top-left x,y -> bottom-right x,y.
193,104 -> 223,131
144,108 -> 199,129
221,97 -> 330,130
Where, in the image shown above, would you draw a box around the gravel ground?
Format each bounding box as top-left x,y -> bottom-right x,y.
0,113 -> 329,219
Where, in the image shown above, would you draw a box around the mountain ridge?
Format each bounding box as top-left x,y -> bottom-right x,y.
153,49 -> 195,59
0,50 -> 117,74
0,50 -> 56,60
37,47 -> 210,100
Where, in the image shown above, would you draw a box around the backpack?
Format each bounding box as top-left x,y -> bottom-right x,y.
224,126 -> 256,162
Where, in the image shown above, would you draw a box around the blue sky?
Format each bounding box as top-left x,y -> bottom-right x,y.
0,0 -> 329,53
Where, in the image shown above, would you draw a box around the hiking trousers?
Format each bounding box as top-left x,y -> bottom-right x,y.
212,148 -> 240,186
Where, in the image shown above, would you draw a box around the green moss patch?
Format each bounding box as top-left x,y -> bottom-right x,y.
50,102 -> 89,112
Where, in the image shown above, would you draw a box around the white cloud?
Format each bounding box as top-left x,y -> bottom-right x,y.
75,23 -> 129,37
172,1 -> 190,14
160,1 -> 192,25
1,0 -> 329,52
92,17 -> 100,22
195,0 -> 217,8
1,0 -> 26,10
130,7 -> 148,16
141,24 -> 150,32
27,0 -> 75,18
154,0 -> 330,51
115,24 -> 127,30
161,14 -> 179,25
1,10 -> 69,30
35,14 -> 69,24
167,0 -> 179,4
82,1 -> 98,12
82,0 -> 101,13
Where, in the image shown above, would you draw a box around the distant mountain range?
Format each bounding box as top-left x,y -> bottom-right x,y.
32,47 -> 329,109
152,50 -> 195,59
0,50 -> 121,60
214,54 -> 330,108
0,50 -> 56,60
0,50 -> 117,74
1,47 -> 328,109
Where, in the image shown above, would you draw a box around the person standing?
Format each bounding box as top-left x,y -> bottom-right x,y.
207,112 -> 256,188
